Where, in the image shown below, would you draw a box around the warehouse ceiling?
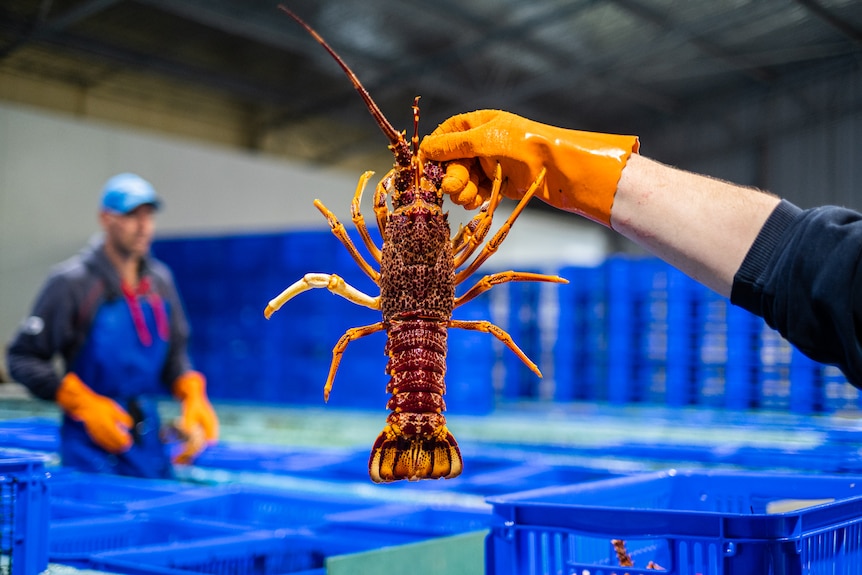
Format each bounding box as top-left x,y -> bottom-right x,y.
1,0 -> 861,177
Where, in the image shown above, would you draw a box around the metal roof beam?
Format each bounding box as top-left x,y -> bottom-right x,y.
607,0 -> 775,85
794,0 -> 862,48
1,0 -> 122,59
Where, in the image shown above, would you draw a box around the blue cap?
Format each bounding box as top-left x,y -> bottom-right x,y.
100,173 -> 162,214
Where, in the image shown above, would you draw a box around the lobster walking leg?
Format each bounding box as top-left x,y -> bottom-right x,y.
452,163 -> 505,267
323,322 -> 386,401
314,199 -> 380,282
264,273 -> 379,319
455,271 -> 568,308
373,175 -> 392,241
350,171 -> 382,263
447,319 -> 542,377
455,168 -> 547,283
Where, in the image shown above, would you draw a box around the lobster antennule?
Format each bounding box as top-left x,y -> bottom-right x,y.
278,5 -> 403,147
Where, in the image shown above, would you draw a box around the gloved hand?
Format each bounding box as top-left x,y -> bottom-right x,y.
172,371 -> 219,464
55,372 -> 133,454
420,110 -> 640,226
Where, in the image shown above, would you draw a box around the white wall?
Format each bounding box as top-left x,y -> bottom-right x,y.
0,101 -> 608,350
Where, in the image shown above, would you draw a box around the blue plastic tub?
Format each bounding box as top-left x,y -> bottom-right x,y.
460,463 -> 628,496
0,450 -> 51,575
326,503 -> 493,537
486,469 -> 862,575
49,514 -> 248,564
191,443 -> 359,476
0,417 -> 58,452
49,470 -> 193,518
126,484 -> 382,530
90,528 -> 404,575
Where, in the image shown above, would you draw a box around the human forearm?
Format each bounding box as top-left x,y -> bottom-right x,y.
611,154 -> 780,298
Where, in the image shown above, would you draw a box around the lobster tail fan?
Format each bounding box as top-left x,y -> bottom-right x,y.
278,5 -> 403,147
369,424 -> 462,483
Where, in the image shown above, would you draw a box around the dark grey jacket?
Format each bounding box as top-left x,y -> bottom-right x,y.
6,236 -> 192,400
732,200 -> 862,388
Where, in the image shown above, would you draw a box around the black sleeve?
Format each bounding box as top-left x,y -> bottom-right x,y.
731,200 -> 862,388
6,273 -> 81,400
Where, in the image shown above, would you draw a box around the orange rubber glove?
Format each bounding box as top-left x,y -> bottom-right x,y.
172,371 -> 219,464
55,373 -> 133,454
420,110 -> 640,226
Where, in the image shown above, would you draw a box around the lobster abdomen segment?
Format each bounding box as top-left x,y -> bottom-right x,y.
369,319 -> 463,483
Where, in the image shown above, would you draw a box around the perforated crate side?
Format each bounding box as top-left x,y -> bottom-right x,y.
0,453 -> 50,575
325,503 -> 493,537
126,484 -> 381,530
49,514 -> 250,563
91,529 -> 394,575
485,470 -> 862,575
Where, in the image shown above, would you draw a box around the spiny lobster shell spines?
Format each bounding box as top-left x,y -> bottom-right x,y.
373,201 -> 460,482
374,319 -> 460,481
268,5 -> 568,483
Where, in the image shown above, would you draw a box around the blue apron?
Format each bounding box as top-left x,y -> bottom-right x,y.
65,285 -> 174,479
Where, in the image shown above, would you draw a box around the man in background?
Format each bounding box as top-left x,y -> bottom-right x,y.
6,173 -> 219,478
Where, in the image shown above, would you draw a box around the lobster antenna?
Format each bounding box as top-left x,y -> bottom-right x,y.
278,5 -> 403,146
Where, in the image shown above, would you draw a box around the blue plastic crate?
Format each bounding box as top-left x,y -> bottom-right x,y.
49,514 -> 248,564
326,503 -> 492,537
90,529 -> 376,575
486,469 -> 862,575
460,463 -> 628,496
50,471 -> 191,509
126,484 -> 381,530
191,443 -> 356,475
0,417 -> 59,452
0,450 -> 51,575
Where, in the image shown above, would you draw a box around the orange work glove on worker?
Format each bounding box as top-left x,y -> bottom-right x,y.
419,110 -> 640,227
55,372 -> 134,454
171,371 -> 219,464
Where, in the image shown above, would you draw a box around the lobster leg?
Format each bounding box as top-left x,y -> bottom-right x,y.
264,273 -> 379,319
447,319 -> 542,378
351,171 -> 382,263
314,199 -> 380,282
454,168 -> 547,284
455,271 -> 568,309
452,163 -> 504,267
373,173 -> 393,242
323,322 -> 386,401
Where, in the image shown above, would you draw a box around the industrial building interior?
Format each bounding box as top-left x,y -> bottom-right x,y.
2,1 -> 862,574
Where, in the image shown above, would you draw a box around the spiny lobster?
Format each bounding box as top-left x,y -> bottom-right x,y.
265,5 -> 568,483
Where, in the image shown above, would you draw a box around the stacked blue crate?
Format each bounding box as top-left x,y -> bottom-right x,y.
633,258 -> 672,404
758,323 -> 793,411
501,275 -> 544,401
448,279 -> 496,415
220,234 -> 282,401
664,266 -> 701,407
554,264 -> 607,402
153,235 -> 233,399
697,288 -> 730,407
789,347 -> 824,414
605,256 -> 639,404
725,303 -> 762,410
155,230 -> 856,414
